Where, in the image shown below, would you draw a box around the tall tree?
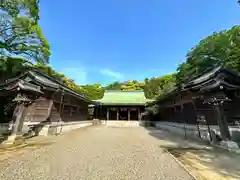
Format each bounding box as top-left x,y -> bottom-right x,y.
176,26 -> 240,85
144,73 -> 176,99
0,0 -> 50,64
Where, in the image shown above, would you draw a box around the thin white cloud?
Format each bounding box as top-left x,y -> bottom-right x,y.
100,68 -> 124,80
60,67 -> 87,85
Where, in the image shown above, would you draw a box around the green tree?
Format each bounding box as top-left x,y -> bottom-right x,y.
0,0 -> 50,64
80,84 -> 104,100
176,26 -> 240,85
0,56 -> 33,82
104,82 -> 122,90
144,73 -> 176,99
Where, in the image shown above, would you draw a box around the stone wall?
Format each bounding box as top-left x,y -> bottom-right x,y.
24,121 -> 93,136
141,121 -> 240,143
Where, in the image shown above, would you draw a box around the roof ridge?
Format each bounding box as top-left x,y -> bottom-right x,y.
1,69 -> 90,101
30,70 -> 88,99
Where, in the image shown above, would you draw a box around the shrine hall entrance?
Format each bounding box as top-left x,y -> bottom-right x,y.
130,109 -> 138,120
119,108 -> 128,120
105,107 -> 142,121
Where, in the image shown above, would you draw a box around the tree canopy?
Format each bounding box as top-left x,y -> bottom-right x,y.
1,2 -> 240,102
0,0 -> 50,64
2,25 -> 240,101
176,26 -> 240,85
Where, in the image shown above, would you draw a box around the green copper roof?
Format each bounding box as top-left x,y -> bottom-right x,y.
94,90 -> 154,105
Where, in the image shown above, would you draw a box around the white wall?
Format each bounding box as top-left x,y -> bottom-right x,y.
106,120 -> 139,127
23,121 -> 93,136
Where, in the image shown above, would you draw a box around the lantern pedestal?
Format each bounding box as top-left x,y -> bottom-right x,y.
3,134 -> 24,145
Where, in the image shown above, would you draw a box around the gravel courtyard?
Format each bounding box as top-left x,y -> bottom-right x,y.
0,126 -> 194,180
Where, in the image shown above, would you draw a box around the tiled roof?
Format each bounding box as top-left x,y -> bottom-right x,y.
0,70 -> 92,103
94,90 -> 154,105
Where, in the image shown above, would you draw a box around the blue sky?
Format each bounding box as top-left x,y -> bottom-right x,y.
39,1 -> 240,85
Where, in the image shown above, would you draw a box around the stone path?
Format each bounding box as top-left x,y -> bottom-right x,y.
147,127 -> 240,180
0,126 -> 193,180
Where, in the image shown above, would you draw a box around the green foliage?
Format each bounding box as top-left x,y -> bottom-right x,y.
176,26 -> 240,85
80,84 -> 104,100
1,2 -> 239,103
0,0 -> 40,20
104,82 -> 122,90
0,56 -> 33,82
0,55 -> 177,100
0,0 -> 50,64
144,74 -> 176,99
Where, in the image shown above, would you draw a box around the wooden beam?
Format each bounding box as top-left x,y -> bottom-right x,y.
47,100 -> 53,121
54,99 -> 84,109
164,99 -> 193,108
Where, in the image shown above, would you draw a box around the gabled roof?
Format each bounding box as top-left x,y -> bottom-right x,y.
155,67 -> 240,104
94,90 -> 154,105
183,66 -> 240,92
0,70 -> 92,103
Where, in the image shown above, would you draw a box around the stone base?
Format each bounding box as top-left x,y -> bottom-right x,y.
38,125 -> 50,136
106,121 -> 139,127
220,140 -> 239,149
92,119 -> 101,125
2,134 -> 24,145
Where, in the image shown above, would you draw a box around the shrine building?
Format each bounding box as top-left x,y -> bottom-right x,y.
0,69 -> 93,141
92,90 -> 154,126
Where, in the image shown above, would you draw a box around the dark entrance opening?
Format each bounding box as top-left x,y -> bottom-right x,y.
119,108 -> 128,120
109,109 -> 117,120
0,95 -> 16,123
0,95 -> 16,143
130,110 -> 138,120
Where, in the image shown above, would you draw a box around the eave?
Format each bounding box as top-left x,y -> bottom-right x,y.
0,70 -> 92,103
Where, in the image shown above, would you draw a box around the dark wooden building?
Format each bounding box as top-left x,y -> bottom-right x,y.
0,70 -> 93,141
154,67 -> 240,142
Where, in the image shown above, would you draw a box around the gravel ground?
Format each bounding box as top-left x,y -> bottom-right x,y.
0,126 -> 194,180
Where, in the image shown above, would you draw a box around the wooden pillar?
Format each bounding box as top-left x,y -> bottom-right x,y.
100,106 -> 102,120
214,103 -> 231,140
59,91 -> 65,121
69,106 -> 73,121
128,109 -> 130,121
117,108 -> 119,121
107,108 -> 109,120
12,103 -> 25,135
192,100 -> 201,139
204,92 -> 231,141
181,102 -> 187,140
138,108 -> 140,120
99,105 -> 102,120
4,93 -> 31,144
95,107 -> 98,119
47,100 -> 53,121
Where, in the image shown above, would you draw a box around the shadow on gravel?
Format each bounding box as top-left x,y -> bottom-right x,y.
144,126 -> 240,180
0,142 -> 54,152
